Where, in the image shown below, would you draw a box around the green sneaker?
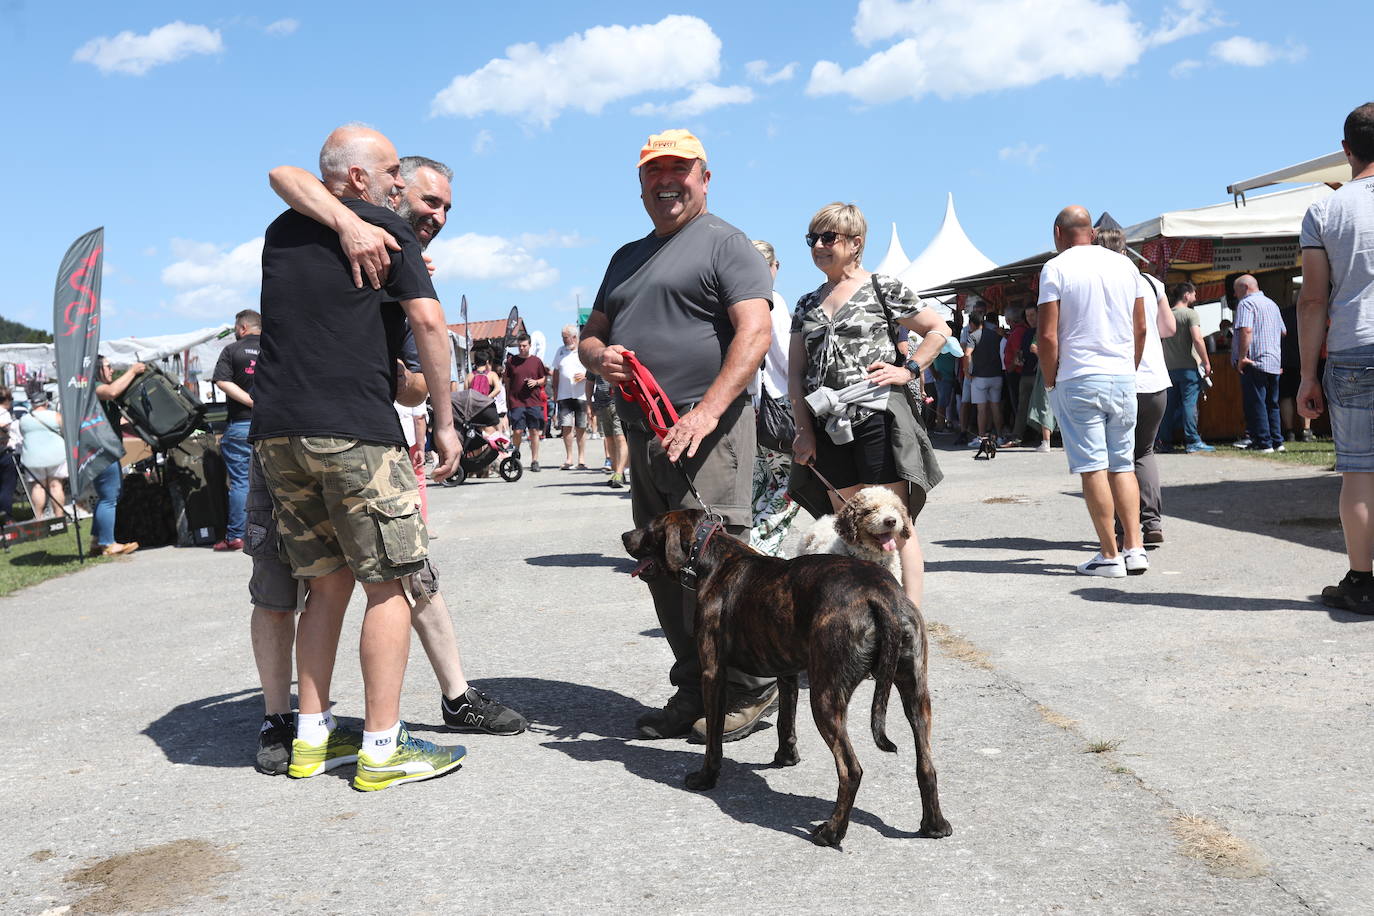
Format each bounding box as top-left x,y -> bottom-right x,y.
352,724 -> 466,792
288,727 -> 362,779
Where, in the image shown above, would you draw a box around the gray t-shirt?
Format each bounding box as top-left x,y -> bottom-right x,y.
1161,306 -> 1201,370
1300,177 -> 1374,351
592,212 -> 772,413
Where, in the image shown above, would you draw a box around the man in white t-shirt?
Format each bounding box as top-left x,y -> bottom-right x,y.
550,324 -> 589,469
1037,206 -> 1147,578
1298,101 -> 1374,614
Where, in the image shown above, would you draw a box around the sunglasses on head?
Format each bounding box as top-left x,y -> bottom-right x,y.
805,231 -> 847,247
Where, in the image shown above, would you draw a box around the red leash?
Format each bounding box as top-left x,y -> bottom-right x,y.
614,351 -> 718,522
616,352 -> 679,442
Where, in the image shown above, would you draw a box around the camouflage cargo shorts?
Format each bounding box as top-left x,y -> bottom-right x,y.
253,436 -> 427,583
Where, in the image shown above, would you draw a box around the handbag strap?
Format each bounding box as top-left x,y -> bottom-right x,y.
869,275 -> 904,366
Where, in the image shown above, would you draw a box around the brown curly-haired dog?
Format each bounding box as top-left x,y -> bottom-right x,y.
796,486 -> 910,581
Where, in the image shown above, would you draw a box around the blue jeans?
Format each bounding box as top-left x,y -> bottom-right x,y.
92,459 -> 122,546
1325,345 -> 1374,473
1240,366 -> 1282,449
1162,367 -> 1203,447
1048,374 -> 1137,474
221,419 -> 252,540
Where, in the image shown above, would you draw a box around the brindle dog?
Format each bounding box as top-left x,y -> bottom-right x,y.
623,509 -> 952,847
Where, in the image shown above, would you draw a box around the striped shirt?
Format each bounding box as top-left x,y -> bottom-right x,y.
1232,292 -> 1284,374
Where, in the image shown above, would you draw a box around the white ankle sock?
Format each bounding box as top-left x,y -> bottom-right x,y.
362,722 -> 401,760
296,711 -> 334,745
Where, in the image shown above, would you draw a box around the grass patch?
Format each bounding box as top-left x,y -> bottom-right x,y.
1170,814 -> 1268,878
1,525 -> 111,596
1084,737 -> 1122,753
1202,438 -> 1336,469
926,621 -> 994,670
1036,704 -> 1077,730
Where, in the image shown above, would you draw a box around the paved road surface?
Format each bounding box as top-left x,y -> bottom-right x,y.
4,439 -> 1370,914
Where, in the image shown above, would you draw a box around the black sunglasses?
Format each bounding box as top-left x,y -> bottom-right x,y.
805,231 -> 847,247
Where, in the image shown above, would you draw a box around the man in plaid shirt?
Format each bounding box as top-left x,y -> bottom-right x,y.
1231,274 -> 1286,453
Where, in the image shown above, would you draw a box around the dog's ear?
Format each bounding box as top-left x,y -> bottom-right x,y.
662,517 -> 690,572
835,502 -> 859,546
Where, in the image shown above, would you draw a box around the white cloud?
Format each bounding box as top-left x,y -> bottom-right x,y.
1148,0 -> 1223,46
630,83 -> 754,118
73,21 -> 223,76
430,15 -> 723,124
1210,35 -> 1306,67
425,233 -> 559,291
517,231 -> 589,250
265,19 -> 299,37
160,237 -> 262,318
1170,59 -> 1203,79
472,129 -> 493,155
745,60 -> 798,84
810,0 -> 1146,104
999,142 -> 1047,168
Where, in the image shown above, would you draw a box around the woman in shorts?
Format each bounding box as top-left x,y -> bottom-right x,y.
17,391 -> 67,519
790,202 -> 952,605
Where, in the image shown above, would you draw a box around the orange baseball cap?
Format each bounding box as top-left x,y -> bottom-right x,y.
637,129 -> 707,168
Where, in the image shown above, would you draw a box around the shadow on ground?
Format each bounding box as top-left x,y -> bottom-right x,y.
144,687 -> 279,769
525,553 -> 636,572
1073,586 -> 1373,622
935,537 -> 1095,552
928,557 -> 1077,576
1159,476 -> 1342,551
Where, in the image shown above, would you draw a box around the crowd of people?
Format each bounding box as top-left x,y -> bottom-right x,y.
7,101 -> 1371,791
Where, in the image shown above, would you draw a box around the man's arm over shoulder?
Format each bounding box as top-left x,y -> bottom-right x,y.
268,165 -> 400,290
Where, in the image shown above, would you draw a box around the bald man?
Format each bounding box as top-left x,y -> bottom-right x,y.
1230,273 -> 1285,453
251,123 -> 465,792
1037,206 -> 1148,578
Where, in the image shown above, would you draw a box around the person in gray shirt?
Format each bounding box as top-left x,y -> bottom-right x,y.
579,129 -> 776,743
1298,100 -> 1374,614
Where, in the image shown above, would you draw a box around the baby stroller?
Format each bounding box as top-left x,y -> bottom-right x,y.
441,389 -> 522,486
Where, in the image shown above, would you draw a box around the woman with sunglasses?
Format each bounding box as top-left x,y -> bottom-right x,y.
789,202 -> 953,606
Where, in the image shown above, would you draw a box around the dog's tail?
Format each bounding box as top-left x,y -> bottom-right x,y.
870,597 -> 901,754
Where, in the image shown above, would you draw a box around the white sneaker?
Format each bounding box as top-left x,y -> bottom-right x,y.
1123,547 -> 1148,576
1077,552 -> 1126,578
1035,441 -> 1051,453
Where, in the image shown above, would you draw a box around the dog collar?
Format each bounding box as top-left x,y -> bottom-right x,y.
680,514 -> 723,591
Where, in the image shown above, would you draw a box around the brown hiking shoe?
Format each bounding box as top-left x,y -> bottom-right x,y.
690,684 -> 779,743
636,693 -> 703,739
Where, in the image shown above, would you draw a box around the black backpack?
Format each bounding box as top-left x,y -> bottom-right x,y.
114,364 -> 206,450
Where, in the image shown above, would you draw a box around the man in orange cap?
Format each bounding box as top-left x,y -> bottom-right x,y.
580,129 -> 777,742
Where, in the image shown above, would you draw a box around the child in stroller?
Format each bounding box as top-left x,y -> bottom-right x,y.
442,389 -> 522,486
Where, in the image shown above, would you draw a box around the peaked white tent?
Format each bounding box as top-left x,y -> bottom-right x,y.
899,194 -> 997,297
1228,152 -> 1348,201
872,223 -> 912,276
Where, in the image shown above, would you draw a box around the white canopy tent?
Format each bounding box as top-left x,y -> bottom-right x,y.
898,194 -> 996,318
1228,152 -> 1348,202
1123,183 -> 1333,243
0,325 -> 234,397
872,223 -> 912,276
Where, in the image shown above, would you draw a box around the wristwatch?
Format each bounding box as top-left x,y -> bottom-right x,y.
904,358 -> 921,377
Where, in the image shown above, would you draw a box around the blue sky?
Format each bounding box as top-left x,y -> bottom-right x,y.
0,1 -> 1355,346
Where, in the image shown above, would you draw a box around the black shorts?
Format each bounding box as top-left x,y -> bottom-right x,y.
812,411 -> 900,490
1279,366 -> 1302,400
509,405 -> 545,431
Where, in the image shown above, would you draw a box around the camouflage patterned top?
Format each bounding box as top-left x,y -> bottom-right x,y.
791,273 -> 926,398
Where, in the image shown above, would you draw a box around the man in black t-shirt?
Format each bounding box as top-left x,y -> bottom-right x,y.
212,309 -> 261,551
250,124 -> 464,791
579,129 -> 776,743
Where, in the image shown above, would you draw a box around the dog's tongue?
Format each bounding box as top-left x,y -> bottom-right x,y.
630,557 -> 653,578
878,534 -> 898,552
